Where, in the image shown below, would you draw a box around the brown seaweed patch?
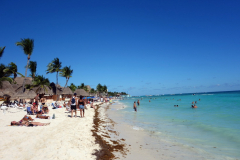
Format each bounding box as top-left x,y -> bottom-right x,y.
92,104 -> 127,160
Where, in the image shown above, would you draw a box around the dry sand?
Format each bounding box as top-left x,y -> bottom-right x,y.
0,104 -> 100,160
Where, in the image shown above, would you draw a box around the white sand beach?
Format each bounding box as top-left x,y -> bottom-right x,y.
0,104 -> 100,160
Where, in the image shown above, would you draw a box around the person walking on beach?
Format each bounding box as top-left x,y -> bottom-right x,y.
78,95 -> 86,117
133,101 -> 137,112
137,99 -> 140,106
71,93 -> 77,118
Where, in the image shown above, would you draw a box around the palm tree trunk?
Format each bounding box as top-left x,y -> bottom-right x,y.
22,57 -> 30,92
56,71 -> 58,85
64,78 -> 69,88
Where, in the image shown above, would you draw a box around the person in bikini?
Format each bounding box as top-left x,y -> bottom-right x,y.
36,114 -> 50,119
11,115 -> 50,126
42,104 -> 49,114
78,95 -> 86,117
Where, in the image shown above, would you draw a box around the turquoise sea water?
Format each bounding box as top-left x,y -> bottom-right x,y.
116,91 -> 240,159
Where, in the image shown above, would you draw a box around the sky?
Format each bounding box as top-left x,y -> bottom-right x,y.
1,0 -> 240,96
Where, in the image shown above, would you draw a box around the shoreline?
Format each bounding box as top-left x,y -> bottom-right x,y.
0,100 -> 236,159
105,101 -> 235,160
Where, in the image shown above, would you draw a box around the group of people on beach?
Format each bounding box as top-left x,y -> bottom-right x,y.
69,93 -> 97,118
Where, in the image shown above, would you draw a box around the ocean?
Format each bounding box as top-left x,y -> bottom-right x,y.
115,91 -> 240,159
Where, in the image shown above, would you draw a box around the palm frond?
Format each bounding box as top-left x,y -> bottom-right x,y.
0,46 -> 6,59
16,38 -> 34,56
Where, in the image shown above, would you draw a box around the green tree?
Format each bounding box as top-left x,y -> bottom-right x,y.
68,83 -> 77,92
83,86 -> 89,92
97,83 -> 103,93
0,46 -> 6,59
78,83 -> 85,89
60,66 -> 73,88
0,64 -> 13,87
32,75 -> 51,93
102,85 -> 107,93
3,62 -> 24,79
46,57 -> 62,85
16,38 -> 34,92
28,61 -> 37,79
90,88 -> 95,94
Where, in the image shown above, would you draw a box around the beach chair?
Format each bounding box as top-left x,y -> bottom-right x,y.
27,107 -> 34,115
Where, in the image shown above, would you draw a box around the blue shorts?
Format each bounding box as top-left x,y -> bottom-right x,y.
79,105 -> 84,109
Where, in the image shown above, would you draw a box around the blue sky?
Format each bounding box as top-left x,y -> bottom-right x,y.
1,0 -> 240,96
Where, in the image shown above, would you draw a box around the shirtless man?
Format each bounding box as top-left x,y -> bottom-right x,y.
133,101 -> 137,112
137,99 -> 140,106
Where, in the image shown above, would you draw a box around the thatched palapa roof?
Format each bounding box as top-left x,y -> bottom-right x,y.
12,84 -> 21,91
14,77 -> 32,85
50,83 -> 63,95
11,90 -> 37,99
62,87 -> 73,95
74,89 -> 89,97
0,81 -> 15,97
33,86 -> 53,95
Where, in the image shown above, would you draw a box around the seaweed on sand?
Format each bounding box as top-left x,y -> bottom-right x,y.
92,104 -> 127,160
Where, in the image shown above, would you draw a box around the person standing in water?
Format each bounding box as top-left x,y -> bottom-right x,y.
137,99 -> 140,106
133,101 -> 137,112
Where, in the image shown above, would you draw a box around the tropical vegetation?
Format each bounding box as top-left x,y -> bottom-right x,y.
0,64 -> 13,87
46,57 -> 62,85
69,83 -> 77,92
16,38 -> 34,92
32,75 -> 51,93
1,39 -> 128,97
3,62 -> 24,79
0,46 -> 6,59
28,61 -> 37,79
60,66 -> 73,88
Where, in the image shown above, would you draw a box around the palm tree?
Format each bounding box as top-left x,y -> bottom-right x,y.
68,83 -> 77,92
60,66 -> 73,88
46,58 -> 62,85
78,83 -> 85,89
0,64 -> 13,88
83,86 -> 89,92
97,83 -> 103,93
3,62 -> 24,79
16,38 -> 34,92
90,88 -> 95,95
0,46 -> 6,59
102,85 -> 108,93
32,75 -> 51,93
28,61 -> 37,79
